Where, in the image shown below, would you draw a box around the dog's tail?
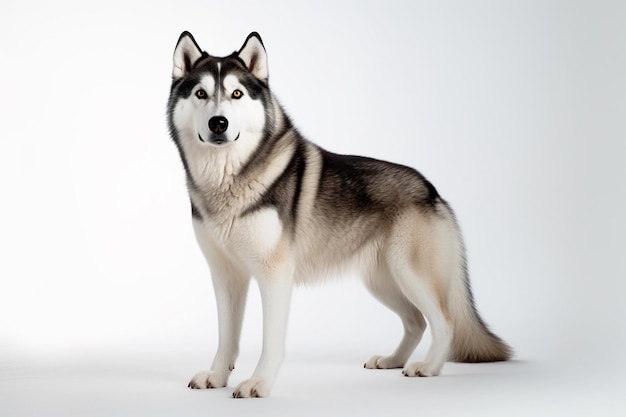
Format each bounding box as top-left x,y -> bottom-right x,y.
446,219 -> 513,363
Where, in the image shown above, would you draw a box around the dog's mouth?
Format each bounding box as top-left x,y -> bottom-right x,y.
198,132 -> 240,145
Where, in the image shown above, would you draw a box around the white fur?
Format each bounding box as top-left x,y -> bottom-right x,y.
171,78 -> 269,189
223,74 -> 266,138
174,73 -> 297,395
191,204 -> 294,398
174,33 -> 510,398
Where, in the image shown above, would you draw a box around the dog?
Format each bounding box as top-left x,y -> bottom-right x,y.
167,31 -> 512,398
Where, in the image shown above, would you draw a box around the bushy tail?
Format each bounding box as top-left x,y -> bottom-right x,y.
447,245 -> 513,363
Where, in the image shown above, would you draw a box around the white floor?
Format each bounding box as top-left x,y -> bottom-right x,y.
1,349 -> 623,417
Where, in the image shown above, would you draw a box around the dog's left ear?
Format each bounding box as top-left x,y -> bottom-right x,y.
238,32 -> 268,82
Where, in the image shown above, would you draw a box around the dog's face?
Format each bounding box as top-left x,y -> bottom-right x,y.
168,32 -> 270,149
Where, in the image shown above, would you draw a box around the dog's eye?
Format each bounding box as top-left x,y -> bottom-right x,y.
195,89 -> 207,99
232,89 -> 243,99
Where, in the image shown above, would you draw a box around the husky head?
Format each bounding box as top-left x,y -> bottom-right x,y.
167,32 -> 272,150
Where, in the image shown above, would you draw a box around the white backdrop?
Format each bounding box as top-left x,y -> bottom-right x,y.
1,0 -> 625,415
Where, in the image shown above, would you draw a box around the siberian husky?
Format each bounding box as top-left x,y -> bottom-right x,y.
167,31 -> 512,398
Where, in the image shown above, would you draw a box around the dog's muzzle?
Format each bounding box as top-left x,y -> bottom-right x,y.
197,116 -> 230,145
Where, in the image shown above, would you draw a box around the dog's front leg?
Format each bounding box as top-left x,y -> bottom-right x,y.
189,262 -> 250,390
233,272 -> 294,398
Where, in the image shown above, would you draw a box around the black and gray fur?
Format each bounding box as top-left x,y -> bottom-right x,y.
167,31 -> 511,398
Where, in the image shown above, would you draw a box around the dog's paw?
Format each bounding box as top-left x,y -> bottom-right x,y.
364,355 -> 404,369
188,370 -> 228,389
232,378 -> 270,398
402,361 -> 441,377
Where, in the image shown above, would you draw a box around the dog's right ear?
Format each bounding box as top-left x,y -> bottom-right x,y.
172,31 -> 203,79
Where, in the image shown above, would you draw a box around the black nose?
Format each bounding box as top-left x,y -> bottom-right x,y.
208,116 -> 228,134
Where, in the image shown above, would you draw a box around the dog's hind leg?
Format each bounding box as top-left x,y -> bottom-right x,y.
363,269 -> 427,370
392,270 -> 452,377
383,210 -> 457,377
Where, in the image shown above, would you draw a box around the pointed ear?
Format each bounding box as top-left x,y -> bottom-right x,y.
172,31 -> 203,79
238,32 -> 268,82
